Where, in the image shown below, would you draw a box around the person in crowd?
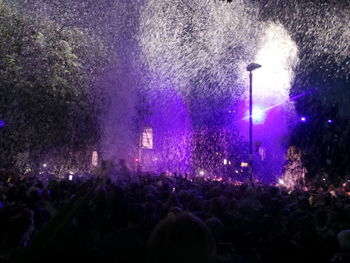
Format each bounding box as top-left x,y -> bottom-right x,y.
331,230 -> 350,263
1,170 -> 350,263
148,210 -> 217,263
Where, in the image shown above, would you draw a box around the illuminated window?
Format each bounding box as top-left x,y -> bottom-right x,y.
142,127 -> 153,149
92,151 -> 98,166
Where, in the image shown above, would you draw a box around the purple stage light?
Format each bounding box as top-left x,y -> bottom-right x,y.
300,116 -> 306,122
245,106 -> 266,124
327,119 -> 333,123
253,107 -> 264,122
0,120 -> 5,128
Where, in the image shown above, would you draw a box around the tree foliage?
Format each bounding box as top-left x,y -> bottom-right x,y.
0,0 -> 109,170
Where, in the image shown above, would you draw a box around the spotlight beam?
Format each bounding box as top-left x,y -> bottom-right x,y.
239,89 -> 316,123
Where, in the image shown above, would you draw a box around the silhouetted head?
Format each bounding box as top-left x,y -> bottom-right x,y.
148,211 -> 216,263
338,230 -> 350,252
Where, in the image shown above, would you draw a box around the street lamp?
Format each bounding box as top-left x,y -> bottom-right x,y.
246,63 -> 262,185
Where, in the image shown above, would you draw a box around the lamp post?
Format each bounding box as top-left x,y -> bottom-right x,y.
246,63 -> 262,186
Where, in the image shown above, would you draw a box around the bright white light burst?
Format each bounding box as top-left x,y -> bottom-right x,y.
253,23 -> 299,107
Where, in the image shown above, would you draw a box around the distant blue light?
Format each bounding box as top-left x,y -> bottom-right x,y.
0,120 -> 5,128
300,116 -> 306,122
327,119 -> 333,123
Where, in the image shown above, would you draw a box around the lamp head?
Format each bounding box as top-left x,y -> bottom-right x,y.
247,63 -> 262,72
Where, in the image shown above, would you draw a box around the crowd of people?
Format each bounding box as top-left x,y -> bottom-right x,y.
1,167 -> 350,263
